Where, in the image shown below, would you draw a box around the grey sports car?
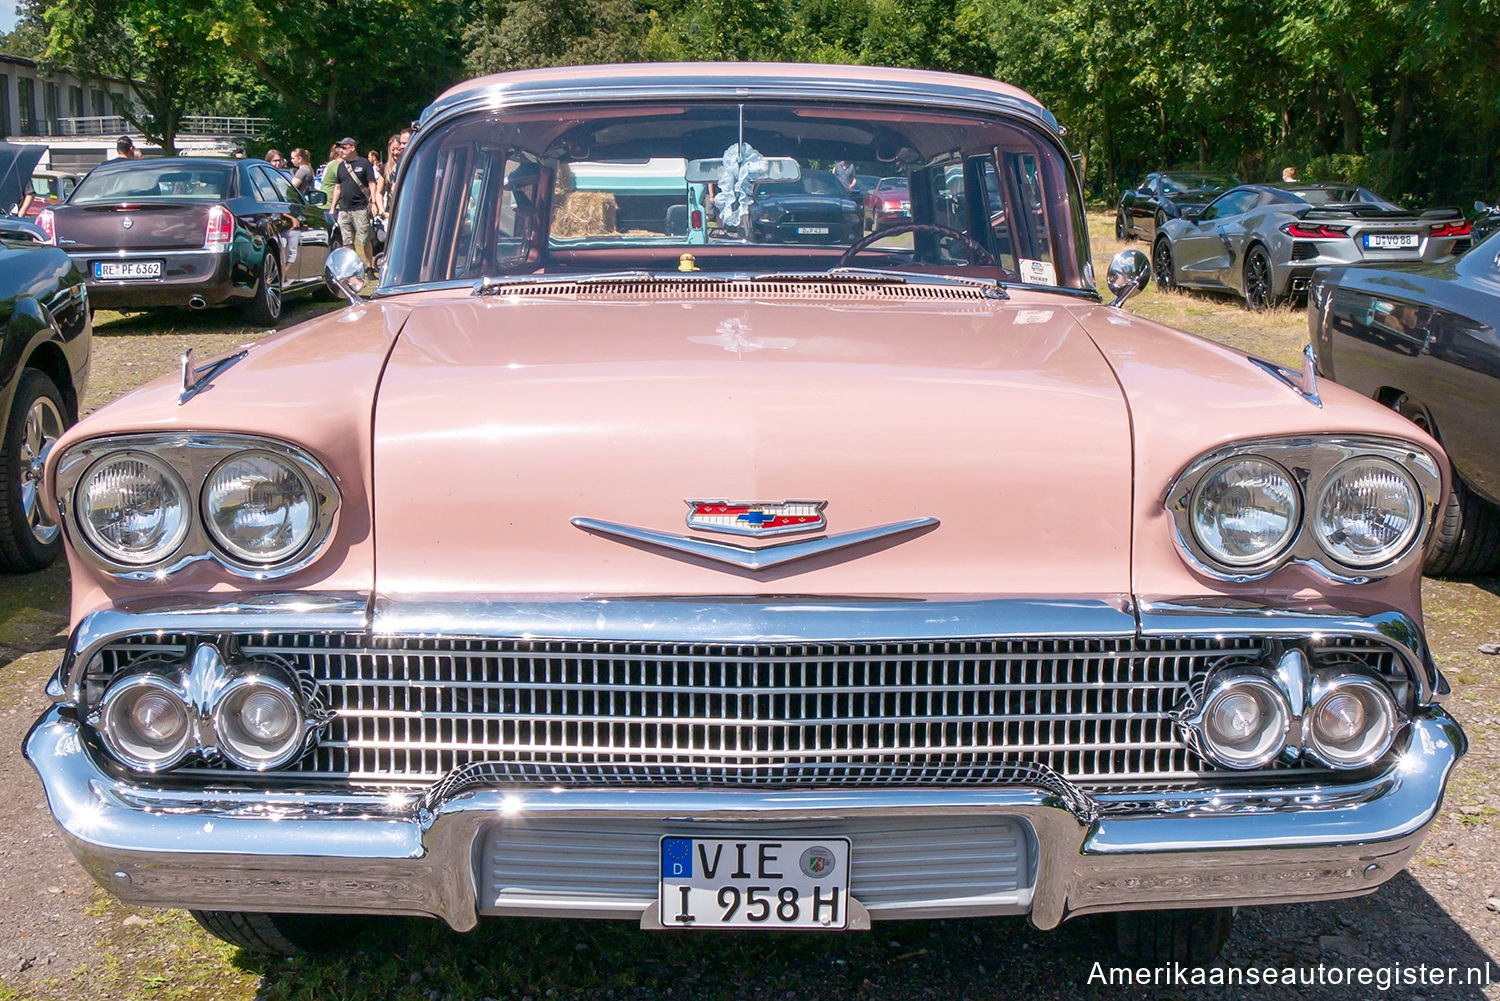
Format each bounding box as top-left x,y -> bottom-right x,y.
1153,183 -> 1471,309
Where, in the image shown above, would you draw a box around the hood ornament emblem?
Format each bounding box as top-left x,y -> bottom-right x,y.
574,500 -> 938,572
686,500 -> 826,538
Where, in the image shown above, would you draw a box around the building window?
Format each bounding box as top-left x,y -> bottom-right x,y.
69,85 -> 83,118
17,76 -> 36,136
91,89 -> 106,117
44,82 -> 59,135
0,76 -> 10,136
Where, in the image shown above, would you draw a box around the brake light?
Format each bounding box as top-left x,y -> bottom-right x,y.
205,205 -> 234,248
690,209 -> 703,230
37,209 -> 55,244
1282,222 -> 1350,239
883,197 -> 904,210
1430,220 -> 1471,238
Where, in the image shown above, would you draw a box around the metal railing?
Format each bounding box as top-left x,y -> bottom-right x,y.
56,115 -> 271,138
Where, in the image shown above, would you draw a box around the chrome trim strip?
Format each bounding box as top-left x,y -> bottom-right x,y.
571,516 -> 940,571
23,706 -> 1464,929
179,348 -> 249,404
1163,434 -> 1442,585
53,433 -> 342,582
1249,343 -> 1322,408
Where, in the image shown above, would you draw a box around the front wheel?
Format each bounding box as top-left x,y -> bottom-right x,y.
246,252 -> 283,326
1115,209 -> 1130,240
1242,247 -> 1277,311
1152,238 -> 1175,292
1116,907 -> 1236,966
0,369 -> 69,573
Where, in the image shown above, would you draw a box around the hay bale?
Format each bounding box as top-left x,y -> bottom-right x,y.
551,191 -> 618,238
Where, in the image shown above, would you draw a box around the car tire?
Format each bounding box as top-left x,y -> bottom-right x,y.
0,369 -> 69,573
1154,209 -> 1167,234
1115,209 -> 1130,240
1116,907 -> 1236,966
190,910 -> 366,955
246,252 -> 283,327
1152,238 -> 1175,292
1242,246 -> 1276,311
1391,394 -> 1500,576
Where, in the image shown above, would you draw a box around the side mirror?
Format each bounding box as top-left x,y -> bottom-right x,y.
307,190 -> 328,206
1182,208 -> 1202,222
1106,249 -> 1151,308
324,246 -> 366,305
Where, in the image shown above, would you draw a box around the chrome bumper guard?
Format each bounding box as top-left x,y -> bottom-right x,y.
25,705 -> 1464,930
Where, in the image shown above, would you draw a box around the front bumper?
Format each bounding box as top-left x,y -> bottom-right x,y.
25,704 -> 1465,931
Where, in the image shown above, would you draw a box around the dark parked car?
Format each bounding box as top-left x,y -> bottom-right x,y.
1116,171 -> 1239,242
863,176 -> 911,229
1154,183 -> 1470,310
39,157 -> 333,324
0,146 -> 91,572
1309,228 -> 1500,574
750,172 -> 864,244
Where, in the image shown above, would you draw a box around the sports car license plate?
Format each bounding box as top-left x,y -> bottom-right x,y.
1364,233 -> 1418,249
796,226 -> 830,235
659,836 -> 851,930
95,260 -> 163,279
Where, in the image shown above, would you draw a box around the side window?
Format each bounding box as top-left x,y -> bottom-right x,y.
979,158 -> 1016,273
248,167 -> 283,203
927,158 -> 969,263
267,167 -> 303,204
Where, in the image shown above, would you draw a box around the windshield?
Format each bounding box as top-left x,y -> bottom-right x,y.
71,163 -> 233,204
387,100 -> 1092,291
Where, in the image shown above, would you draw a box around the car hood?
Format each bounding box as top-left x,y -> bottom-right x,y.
371,293 -> 1134,597
0,140 -> 45,214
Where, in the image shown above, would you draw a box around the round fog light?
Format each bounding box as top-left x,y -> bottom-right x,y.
213,675 -> 306,770
1198,674 -> 1290,769
1305,675 -> 1397,769
98,675 -> 193,771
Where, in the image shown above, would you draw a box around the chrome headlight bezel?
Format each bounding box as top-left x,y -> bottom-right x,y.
1167,435 -> 1441,583
55,433 -> 340,579
74,450 -> 193,566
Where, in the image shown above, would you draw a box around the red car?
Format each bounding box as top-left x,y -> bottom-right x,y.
863,175 -> 910,228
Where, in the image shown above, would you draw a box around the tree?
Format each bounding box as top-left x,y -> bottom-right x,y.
465,0 -> 648,76
40,0 -> 228,153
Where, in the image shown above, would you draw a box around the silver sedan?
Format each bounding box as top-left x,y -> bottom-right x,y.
1152,183 -> 1472,309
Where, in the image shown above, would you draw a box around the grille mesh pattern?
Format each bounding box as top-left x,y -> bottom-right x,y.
92,632 -> 1398,789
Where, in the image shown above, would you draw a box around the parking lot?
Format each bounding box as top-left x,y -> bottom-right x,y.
0,217 -> 1496,1000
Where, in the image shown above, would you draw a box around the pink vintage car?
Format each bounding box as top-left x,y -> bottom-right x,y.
27,64 -> 1465,964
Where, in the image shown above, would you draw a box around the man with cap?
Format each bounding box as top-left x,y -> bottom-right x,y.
333,137 -> 380,270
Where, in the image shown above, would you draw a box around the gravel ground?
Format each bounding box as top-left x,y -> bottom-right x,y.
1,250 -> 1497,1000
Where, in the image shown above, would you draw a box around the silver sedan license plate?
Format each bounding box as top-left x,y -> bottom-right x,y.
659,836 -> 851,929
95,260 -> 163,279
1364,233 -> 1418,249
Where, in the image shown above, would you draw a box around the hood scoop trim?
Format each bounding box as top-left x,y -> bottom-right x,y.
572,516 -> 939,572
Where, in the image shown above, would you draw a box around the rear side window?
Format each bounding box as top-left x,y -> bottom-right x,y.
71,163 -> 233,204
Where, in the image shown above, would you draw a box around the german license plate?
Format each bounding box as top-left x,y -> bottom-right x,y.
659,836 -> 851,930
1364,233 -> 1418,249
796,226 -> 830,235
95,260 -> 163,279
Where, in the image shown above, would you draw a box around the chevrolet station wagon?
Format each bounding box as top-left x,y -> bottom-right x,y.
26,64 -> 1465,964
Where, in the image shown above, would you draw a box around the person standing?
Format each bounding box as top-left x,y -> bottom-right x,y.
333,137 -> 379,269
320,144 -> 342,233
265,149 -> 291,177
113,135 -> 141,160
289,148 -> 315,196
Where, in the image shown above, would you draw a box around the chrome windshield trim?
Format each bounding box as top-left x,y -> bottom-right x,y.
571,516 -> 940,572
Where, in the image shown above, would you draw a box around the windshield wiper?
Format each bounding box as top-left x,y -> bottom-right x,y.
752,267 -> 1009,299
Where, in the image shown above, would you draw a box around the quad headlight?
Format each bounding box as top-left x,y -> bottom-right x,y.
1190,457 -> 1300,567
212,670 -> 308,770
76,452 -> 191,565
1169,437 -> 1439,579
95,673 -> 194,771
203,451 -> 317,564
1313,457 -> 1422,568
57,435 -> 338,577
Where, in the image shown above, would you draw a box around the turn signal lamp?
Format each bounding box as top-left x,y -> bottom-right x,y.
205,204 -> 234,248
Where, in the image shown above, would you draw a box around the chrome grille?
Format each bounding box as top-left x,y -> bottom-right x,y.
89,632 -> 1403,789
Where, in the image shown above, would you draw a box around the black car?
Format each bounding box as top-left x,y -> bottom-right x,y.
1309,229 -> 1500,574
750,172 -> 864,244
40,157 -> 333,325
1117,170 -> 1240,243
0,147 -> 92,572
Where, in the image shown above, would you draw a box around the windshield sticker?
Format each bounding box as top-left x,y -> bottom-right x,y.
1020,259 -> 1057,285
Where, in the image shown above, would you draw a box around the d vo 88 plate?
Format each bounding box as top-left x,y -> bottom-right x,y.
657,836 -> 852,930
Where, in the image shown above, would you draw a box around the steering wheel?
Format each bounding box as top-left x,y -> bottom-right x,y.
837,222 -> 997,269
